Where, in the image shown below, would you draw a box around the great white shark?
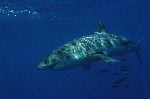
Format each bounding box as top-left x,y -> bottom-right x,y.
38,21 -> 142,71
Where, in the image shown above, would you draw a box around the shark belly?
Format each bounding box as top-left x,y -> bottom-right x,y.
52,57 -> 86,71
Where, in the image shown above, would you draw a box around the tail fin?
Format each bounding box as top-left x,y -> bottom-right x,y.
135,39 -> 143,65
135,51 -> 142,65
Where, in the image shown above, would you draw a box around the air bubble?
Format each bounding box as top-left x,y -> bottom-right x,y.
0,6 -> 40,19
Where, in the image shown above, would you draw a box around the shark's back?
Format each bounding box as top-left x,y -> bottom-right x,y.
53,31 -> 130,61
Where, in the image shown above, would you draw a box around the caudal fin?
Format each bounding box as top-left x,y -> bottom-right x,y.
135,52 -> 142,65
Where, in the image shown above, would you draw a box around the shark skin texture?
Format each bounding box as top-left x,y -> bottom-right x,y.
38,21 -> 142,71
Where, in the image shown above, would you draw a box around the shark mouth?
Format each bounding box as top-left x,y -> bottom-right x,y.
37,62 -> 58,70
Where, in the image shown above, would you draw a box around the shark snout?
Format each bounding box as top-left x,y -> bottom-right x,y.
37,61 -> 49,69
37,58 -> 58,69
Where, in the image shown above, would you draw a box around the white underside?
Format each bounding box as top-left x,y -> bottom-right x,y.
52,56 -> 85,71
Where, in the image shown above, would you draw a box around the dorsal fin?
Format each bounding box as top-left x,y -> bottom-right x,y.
96,21 -> 106,33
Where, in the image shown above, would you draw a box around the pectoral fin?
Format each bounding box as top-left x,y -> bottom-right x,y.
89,53 -> 120,63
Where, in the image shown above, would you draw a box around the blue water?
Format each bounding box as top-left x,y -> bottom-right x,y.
0,0 -> 150,99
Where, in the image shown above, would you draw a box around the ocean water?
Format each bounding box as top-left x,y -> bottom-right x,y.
0,0 -> 150,99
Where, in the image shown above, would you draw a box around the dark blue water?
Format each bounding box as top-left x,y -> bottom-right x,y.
0,0 -> 150,99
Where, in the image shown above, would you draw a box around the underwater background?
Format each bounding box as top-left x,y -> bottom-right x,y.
0,0 -> 150,99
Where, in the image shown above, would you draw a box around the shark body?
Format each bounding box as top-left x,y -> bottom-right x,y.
38,21 -> 141,71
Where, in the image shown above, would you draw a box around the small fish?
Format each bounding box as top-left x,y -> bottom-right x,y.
110,85 -> 120,88
125,84 -> 129,88
120,67 -> 129,74
121,67 -> 129,71
112,72 -> 120,76
123,71 -> 129,74
99,69 -> 109,74
114,77 -> 128,84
